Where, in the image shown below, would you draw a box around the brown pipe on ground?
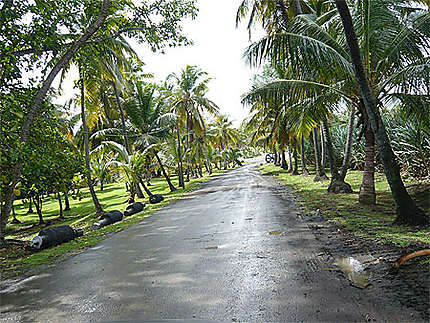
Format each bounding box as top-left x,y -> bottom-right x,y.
390,249 -> 430,274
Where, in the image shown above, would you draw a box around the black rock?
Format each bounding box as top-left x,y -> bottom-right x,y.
29,225 -> 83,250
124,202 -> 145,216
93,210 -> 123,230
149,194 -> 164,204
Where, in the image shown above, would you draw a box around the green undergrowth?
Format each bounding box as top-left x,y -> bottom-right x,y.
259,164 -> 430,248
1,168 -> 236,278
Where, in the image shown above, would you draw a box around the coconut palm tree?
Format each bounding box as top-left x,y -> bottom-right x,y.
125,81 -> 178,192
242,0 -> 429,223
102,141 -> 154,203
334,0 -> 428,224
168,65 -> 219,183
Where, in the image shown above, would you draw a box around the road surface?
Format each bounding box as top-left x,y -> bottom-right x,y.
0,158 -> 419,322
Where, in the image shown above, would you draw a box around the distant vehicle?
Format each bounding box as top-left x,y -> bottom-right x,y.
265,153 -> 275,163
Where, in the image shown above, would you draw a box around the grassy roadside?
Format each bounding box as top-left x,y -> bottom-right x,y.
1,168 -> 235,279
258,163 -> 430,247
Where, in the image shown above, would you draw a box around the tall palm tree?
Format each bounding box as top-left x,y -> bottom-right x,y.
334,0 -> 428,225
208,115 -> 240,151
243,0 -> 429,223
168,65 -> 219,184
125,81 -> 178,192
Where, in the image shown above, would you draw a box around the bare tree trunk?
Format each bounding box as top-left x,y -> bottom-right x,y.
312,127 -> 328,181
335,0 -> 427,225
300,136 -> 309,175
33,195 -> 44,225
155,151 -> 177,192
27,197 -> 34,214
340,106 -> 356,180
321,119 -> 353,193
359,126 -> 376,205
80,67 -> 104,216
0,0 -> 111,247
11,205 -> 21,224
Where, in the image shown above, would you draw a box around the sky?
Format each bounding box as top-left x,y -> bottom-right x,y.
55,0 -> 264,127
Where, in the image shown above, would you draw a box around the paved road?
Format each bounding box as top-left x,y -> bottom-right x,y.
0,158 -> 419,322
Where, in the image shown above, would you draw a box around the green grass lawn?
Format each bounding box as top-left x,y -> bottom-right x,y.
259,163 -> 430,247
1,168 -> 235,278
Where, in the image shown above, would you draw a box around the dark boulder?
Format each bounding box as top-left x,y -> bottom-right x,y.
92,210 -> 123,230
149,194 -> 164,204
29,225 -> 83,250
124,202 -> 145,216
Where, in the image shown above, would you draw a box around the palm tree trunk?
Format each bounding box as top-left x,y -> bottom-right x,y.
359,126 -> 376,205
11,205 -> 21,224
335,0 -> 427,225
312,127 -> 328,181
292,0 -> 303,14
155,151 -> 177,192
300,136 -> 309,175
128,183 -> 136,204
57,190 -> 64,219
320,125 -> 327,169
139,179 -> 153,197
27,197 -> 34,214
274,147 -> 280,166
112,81 -> 130,154
80,68 -> 104,216
321,119 -> 353,193
292,143 -> 299,175
185,113 -> 190,182
136,182 -> 144,198
64,192 -> 70,211
100,181 -> 104,191
281,149 -> 287,170
0,0 -> 111,248
287,145 -> 293,172
176,119 -> 185,188
340,106 -> 356,180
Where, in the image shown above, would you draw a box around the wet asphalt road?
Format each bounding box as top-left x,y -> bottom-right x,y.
0,158 -> 420,322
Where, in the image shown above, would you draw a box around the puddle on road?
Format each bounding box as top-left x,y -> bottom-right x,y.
332,257 -> 371,288
269,230 -> 283,235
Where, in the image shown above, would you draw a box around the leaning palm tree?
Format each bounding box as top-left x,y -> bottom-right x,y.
102,141 -> 154,203
125,81 -> 178,192
243,0 -> 429,223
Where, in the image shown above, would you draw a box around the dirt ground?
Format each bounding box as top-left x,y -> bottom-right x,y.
299,207 -> 429,321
